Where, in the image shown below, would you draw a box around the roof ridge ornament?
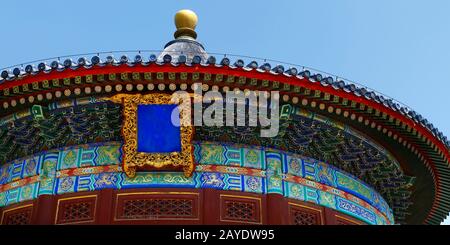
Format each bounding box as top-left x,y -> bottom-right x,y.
174,9 -> 198,40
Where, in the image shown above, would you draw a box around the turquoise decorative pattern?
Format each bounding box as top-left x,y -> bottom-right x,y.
0,182 -> 39,207
0,98 -> 413,222
38,153 -> 58,196
0,156 -> 41,184
57,144 -> 122,170
265,151 -> 284,195
0,141 -> 393,225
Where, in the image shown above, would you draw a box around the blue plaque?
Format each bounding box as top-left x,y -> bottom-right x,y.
137,104 -> 181,153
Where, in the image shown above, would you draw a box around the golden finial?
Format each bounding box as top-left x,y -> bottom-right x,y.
174,9 -> 198,40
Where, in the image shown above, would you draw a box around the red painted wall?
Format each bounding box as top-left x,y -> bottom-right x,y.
0,188 -> 364,225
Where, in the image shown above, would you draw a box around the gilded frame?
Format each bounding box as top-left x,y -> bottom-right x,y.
107,93 -> 194,178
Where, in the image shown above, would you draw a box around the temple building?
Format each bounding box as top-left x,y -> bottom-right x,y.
0,9 -> 449,225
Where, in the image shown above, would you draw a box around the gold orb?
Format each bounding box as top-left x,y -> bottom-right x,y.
175,9 -> 198,30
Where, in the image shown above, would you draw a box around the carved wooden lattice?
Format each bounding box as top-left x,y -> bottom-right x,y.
290,207 -> 320,225
120,199 -> 193,219
336,217 -> 360,225
336,219 -> 351,225
59,202 -> 93,224
2,209 -> 32,225
223,200 -> 257,222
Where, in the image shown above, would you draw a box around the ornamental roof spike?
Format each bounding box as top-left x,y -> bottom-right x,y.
157,10 -> 208,64
174,9 -> 198,40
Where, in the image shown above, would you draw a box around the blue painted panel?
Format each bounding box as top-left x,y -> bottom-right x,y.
137,104 -> 181,153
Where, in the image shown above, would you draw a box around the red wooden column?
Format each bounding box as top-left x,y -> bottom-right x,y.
202,188 -> 218,224
33,195 -> 56,224
96,189 -> 114,224
266,193 -> 288,224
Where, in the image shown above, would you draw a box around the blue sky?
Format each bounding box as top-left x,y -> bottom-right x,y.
1,0 -> 449,224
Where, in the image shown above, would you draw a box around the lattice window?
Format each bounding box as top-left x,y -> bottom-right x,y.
223,200 -> 257,222
2,209 -> 32,225
59,202 -> 93,224
120,199 -> 193,219
290,208 -> 320,225
336,217 -> 360,225
336,219 -> 351,225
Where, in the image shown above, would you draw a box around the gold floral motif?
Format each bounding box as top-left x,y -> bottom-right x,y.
106,93 -> 194,178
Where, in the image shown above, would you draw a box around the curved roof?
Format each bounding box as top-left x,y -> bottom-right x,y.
0,55 -> 449,224
158,39 -> 208,63
0,54 -> 448,151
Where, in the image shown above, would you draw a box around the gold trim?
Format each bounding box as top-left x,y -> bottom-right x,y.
219,194 -> 263,224
335,214 -> 363,225
116,191 -> 199,197
1,204 -> 33,224
288,202 -> 324,224
113,192 -> 200,221
54,194 -> 97,225
106,93 -> 194,178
